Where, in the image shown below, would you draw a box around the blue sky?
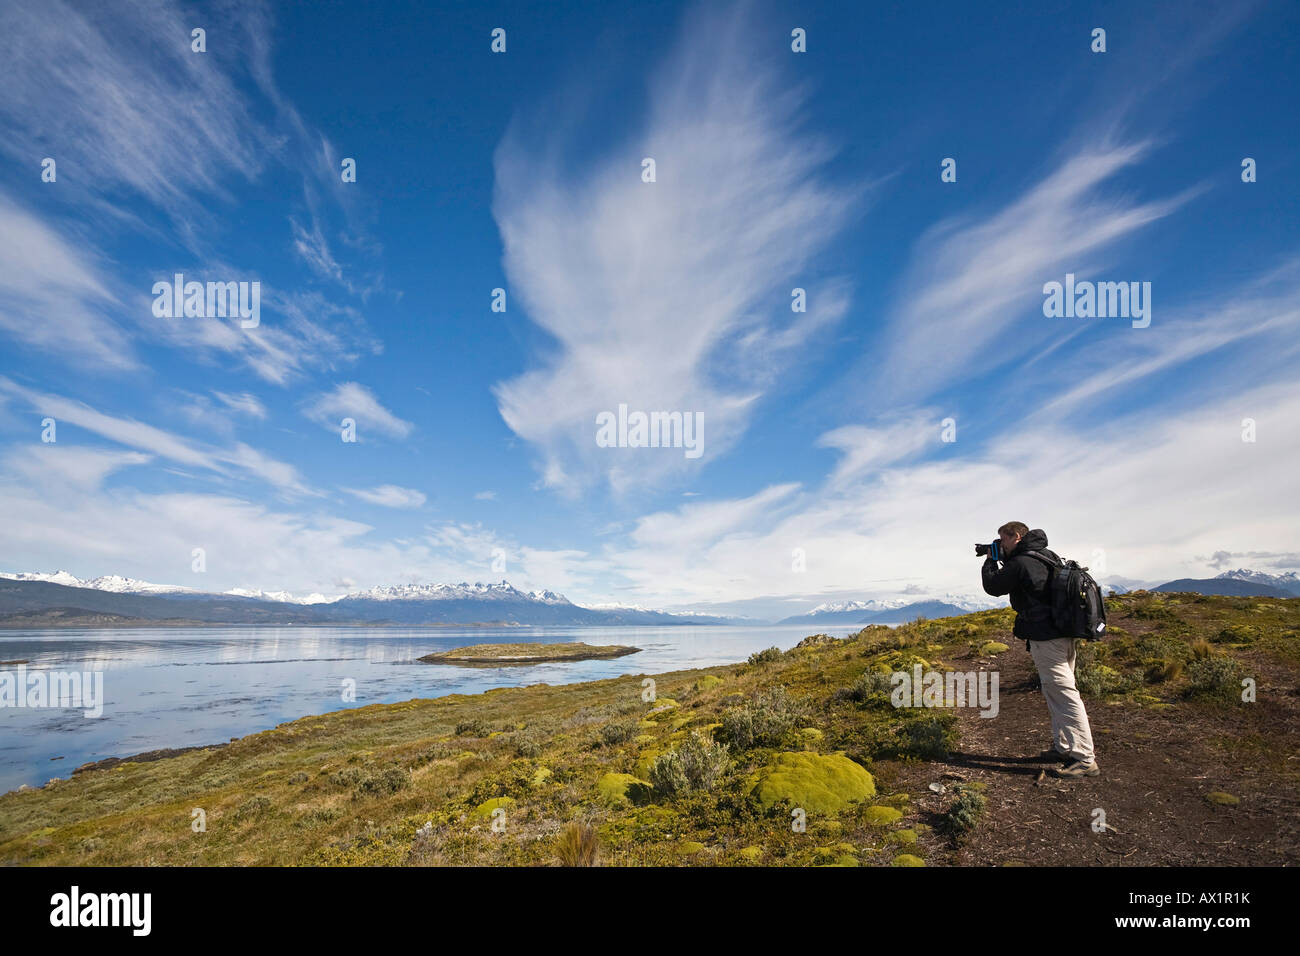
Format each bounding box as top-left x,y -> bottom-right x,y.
0,0 -> 1297,618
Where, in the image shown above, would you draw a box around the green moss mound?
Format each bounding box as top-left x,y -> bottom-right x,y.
891,853 -> 925,866
863,805 -> 903,826
596,772 -> 651,807
1206,791 -> 1239,806
471,796 -> 515,820
979,641 -> 1010,655
751,751 -> 876,814
634,750 -> 661,779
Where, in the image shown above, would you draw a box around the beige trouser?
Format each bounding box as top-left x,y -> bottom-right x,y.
1029,637 -> 1096,764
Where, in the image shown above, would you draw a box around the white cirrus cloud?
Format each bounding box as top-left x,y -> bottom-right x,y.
148,286 -> 381,387
816,412 -> 942,489
301,382 -> 413,440
876,140 -> 1193,402
345,485 -> 427,509
0,376 -> 315,496
490,1 -> 865,496
5,445 -> 153,490
213,391 -> 268,419
0,0 -> 271,214
0,194 -> 134,369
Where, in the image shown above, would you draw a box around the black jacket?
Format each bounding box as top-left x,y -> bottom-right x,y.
981,528 -> 1061,641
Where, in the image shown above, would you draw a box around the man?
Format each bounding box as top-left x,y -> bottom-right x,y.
981,521 -> 1099,779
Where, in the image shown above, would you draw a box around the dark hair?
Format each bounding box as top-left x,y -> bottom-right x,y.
998,521 -> 1029,538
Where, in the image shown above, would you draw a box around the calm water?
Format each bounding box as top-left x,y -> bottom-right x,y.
0,623 -> 872,793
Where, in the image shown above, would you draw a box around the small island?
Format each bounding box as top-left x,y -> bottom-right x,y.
417,641 -> 641,666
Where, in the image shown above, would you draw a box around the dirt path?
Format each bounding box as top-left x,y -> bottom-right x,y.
895,644 -> 1300,865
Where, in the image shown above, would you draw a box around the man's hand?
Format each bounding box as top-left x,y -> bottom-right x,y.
981,552 -> 1018,597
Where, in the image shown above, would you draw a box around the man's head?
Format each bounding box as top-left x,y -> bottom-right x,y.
998,520 -> 1029,556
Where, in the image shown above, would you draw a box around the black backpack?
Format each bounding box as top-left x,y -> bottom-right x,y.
1022,551 -> 1108,640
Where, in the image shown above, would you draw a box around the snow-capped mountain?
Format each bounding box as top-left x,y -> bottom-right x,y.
0,571 -> 194,595
0,570 -> 83,587
342,580 -> 574,605
806,599 -> 906,615
224,588 -> 341,605
587,601 -> 757,620
527,589 -> 570,605
1215,569 -> 1300,595
935,592 -> 1002,611
777,594 -> 989,626
801,593 -> 996,618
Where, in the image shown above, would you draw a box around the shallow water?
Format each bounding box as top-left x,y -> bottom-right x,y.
0,623 -> 874,793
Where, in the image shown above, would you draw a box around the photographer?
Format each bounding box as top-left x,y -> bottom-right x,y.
979,521 -> 1099,779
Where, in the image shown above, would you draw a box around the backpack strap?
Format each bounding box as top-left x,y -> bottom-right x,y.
1018,550 -> 1059,598
1020,550 -> 1061,570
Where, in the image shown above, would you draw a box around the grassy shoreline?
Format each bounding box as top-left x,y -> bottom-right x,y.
1,592 -> 1295,866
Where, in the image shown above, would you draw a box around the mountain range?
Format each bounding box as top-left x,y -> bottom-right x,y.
0,574 -> 739,627
1213,568 -> 1300,594
776,597 -> 987,626
1152,569 -> 1300,598
0,566 -> 1294,628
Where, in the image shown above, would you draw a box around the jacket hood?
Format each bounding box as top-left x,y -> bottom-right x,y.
1018,528 -> 1049,552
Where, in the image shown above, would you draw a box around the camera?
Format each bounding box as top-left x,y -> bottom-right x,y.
974,540 -> 1002,561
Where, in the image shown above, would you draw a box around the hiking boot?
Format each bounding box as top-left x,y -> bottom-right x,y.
1051,759 -> 1100,778
1036,747 -> 1070,763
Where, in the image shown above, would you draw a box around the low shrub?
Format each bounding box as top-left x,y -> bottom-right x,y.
834,670 -> 895,705
718,686 -> 809,750
598,718 -> 639,748
1183,656 -> 1246,703
892,713 -> 958,761
354,767 -> 410,797
649,732 -> 731,798
941,784 -> 987,841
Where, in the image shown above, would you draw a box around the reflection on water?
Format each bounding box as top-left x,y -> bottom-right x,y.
0,623 -> 875,793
